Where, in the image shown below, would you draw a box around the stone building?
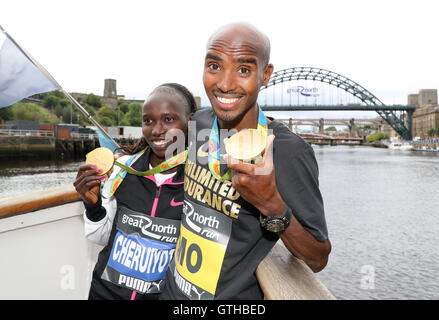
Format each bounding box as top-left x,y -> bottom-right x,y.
101,79 -> 118,108
411,89 -> 439,139
72,79 -> 201,110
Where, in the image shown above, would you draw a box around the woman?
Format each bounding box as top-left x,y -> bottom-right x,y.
73,83 -> 196,300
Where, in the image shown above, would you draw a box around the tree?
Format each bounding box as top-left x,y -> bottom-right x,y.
86,94 -> 102,108
118,101 -> 130,114
0,107 -> 14,120
12,102 -> 60,123
58,99 -> 71,108
54,104 -> 64,118
124,103 -> 142,126
43,94 -> 60,110
97,106 -> 118,126
324,126 -> 337,131
366,132 -> 389,142
100,116 -> 114,126
62,107 -> 72,124
119,114 -> 130,126
51,90 -> 65,98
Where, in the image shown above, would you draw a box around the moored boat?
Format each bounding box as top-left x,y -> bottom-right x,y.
412,146 -> 439,152
388,141 -> 413,151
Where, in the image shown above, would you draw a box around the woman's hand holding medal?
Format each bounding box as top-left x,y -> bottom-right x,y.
73,147 -> 115,206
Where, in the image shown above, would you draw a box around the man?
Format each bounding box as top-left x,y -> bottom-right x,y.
160,22 -> 331,300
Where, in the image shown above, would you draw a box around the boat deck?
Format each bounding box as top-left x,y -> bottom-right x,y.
0,185 -> 334,300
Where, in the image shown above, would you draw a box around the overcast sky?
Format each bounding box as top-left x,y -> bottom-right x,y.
1,0 -> 438,120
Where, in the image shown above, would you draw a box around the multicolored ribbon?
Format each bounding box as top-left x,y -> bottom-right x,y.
114,149 -> 187,176
102,148 -> 187,198
208,106 -> 268,181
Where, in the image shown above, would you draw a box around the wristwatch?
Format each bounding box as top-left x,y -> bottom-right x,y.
260,205 -> 292,233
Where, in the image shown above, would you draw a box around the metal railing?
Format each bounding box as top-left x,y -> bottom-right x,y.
0,129 -> 138,140
79,133 -> 97,139
0,129 -> 54,137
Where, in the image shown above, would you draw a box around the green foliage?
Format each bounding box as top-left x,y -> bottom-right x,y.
124,103 -> 142,127
10,102 -> 60,123
58,99 -> 71,108
43,94 -> 60,109
51,90 -> 65,98
366,132 -> 389,142
0,107 -> 14,120
42,91 -> 77,123
100,116 -> 114,126
119,115 -> 131,126
54,104 -> 64,118
62,107 -> 72,123
97,106 -> 118,126
324,126 -> 337,131
118,101 -> 130,114
86,94 -> 102,108
2,91 -> 144,128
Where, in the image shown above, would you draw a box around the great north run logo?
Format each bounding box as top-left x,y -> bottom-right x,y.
287,86 -> 319,97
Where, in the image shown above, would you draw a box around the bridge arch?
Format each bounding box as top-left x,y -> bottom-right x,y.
259,67 -> 413,140
261,67 -> 384,106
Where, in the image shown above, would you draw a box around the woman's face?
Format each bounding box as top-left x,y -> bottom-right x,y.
142,96 -> 190,160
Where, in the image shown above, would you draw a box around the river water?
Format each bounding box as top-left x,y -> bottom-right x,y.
0,146 -> 438,300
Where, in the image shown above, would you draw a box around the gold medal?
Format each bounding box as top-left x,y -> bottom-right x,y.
85,147 -> 115,175
225,129 -> 266,162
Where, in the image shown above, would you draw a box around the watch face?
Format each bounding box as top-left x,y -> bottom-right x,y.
266,219 -> 285,233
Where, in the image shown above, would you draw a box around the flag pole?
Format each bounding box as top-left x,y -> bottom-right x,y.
0,25 -> 120,148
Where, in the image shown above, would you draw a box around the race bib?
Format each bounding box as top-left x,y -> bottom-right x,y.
101,206 -> 180,294
172,198 -> 232,300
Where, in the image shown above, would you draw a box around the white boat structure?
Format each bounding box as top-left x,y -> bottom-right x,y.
388,141 -> 414,151
412,145 -> 439,152
0,185 -> 335,300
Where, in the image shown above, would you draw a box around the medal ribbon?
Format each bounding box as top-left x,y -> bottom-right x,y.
113,149 -> 187,176
208,106 -> 268,181
101,148 -> 187,198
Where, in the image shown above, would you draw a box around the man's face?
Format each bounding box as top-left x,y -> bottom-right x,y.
203,31 -> 272,123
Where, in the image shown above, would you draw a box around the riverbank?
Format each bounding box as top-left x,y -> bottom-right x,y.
308,140 -> 388,148
0,135 -> 98,160
0,135 -> 137,160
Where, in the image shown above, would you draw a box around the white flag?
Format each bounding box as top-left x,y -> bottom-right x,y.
0,29 -> 59,108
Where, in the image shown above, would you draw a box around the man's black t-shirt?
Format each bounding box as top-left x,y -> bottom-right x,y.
160,108 -> 328,300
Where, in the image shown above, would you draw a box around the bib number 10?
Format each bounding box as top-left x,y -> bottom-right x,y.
176,236 -> 202,273
174,225 -> 226,296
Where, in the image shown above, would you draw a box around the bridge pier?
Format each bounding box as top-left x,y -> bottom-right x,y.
348,118 -> 356,138
407,110 -> 413,140
319,118 -> 324,134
